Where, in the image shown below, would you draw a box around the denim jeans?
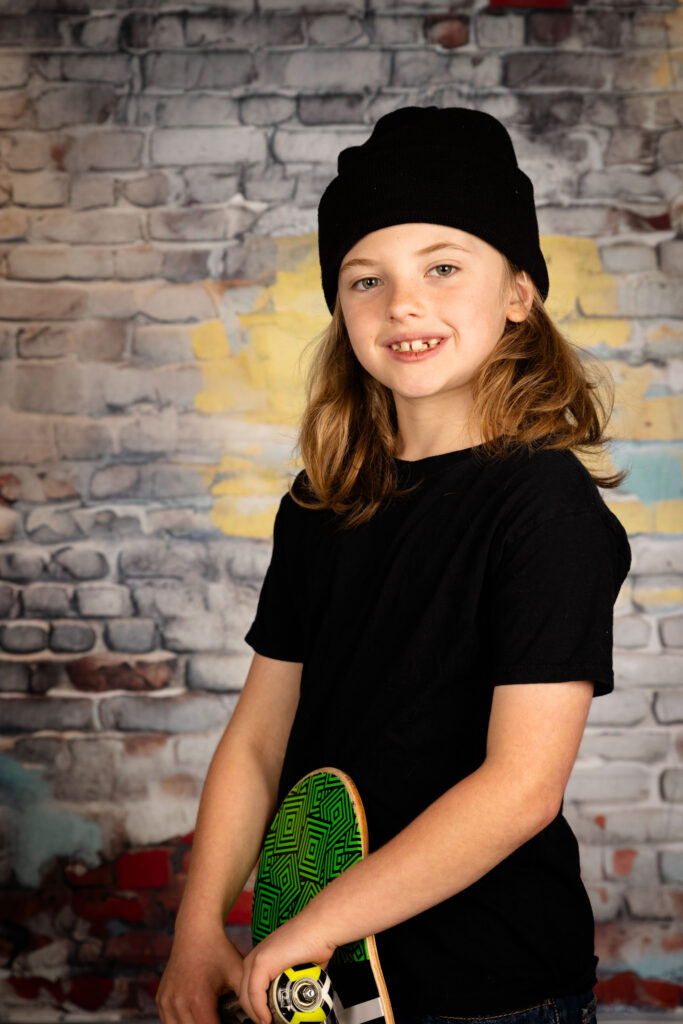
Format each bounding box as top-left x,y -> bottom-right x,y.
394,989 -> 597,1024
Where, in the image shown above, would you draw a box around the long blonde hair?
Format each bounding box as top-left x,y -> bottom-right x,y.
290,259 -> 627,529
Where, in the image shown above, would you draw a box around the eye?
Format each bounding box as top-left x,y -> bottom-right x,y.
429,264 -> 458,277
351,276 -> 380,291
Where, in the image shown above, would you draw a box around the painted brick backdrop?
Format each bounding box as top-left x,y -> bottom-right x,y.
0,0 -> 682,1019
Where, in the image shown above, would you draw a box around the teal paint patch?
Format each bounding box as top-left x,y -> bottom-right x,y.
599,951 -> 683,986
0,755 -> 102,888
643,384 -> 673,399
610,443 -> 683,504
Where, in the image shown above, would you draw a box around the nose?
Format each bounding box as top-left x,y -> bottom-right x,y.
385,277 -> 426,320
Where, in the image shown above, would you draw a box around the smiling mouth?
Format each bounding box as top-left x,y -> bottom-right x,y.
389,338 -> 444,352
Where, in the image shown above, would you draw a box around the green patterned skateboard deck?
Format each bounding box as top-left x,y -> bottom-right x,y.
251,768 -> 394,1024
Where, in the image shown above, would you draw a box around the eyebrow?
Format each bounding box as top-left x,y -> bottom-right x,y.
339,241 -> 472,275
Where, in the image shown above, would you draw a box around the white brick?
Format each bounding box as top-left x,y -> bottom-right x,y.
579,729 -> 669,764
661,615 -> 683,648
273,126 -> 367,164
625,885 -> 683,920
613,614 -> 651,649
11,172 -> 69,207
630,536 -> 683,574
7,133 -> 64,172
30,210 -> 141,244
565,765 -> 651,803
614,651 -> 683,687
71,174 -> 116,210
62,54 -> 132,84
586,883 -> 624,923
0,54 -> 29,88
68,131 -> 144,172
662,768 -> 683,802
151,127 -> 267,167
186,654 -> 251,691
587,689 -> 651,726
76,584 -> 133,618
654,690 -> 683,724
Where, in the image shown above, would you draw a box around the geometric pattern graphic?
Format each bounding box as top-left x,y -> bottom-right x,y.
252,769 -> 368,965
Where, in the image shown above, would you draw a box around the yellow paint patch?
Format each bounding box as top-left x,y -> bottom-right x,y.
543,237 -> 619,322
210,495 -> 282,539
605,362 -> 681,441
568,317 -> 632,351
647,322 -> 683,346
192,235 -> 328,537
192,319 -> 230,361
604,498 -> 683,536
656,500 -> 683,534
653,53 -> 675,88
605,499 -> 655,535
633,580 -> 683,609
192,235 -> 327,426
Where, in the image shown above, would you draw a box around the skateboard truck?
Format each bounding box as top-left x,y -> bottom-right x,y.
218,965 -> 336,1024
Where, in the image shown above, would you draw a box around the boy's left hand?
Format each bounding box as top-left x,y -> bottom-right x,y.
238,912 -> 337,1024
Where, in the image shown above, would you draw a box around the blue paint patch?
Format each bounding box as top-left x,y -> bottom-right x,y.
599,950 -> 683,985
609,443 -> 683,504
0,755 -> 102,888
643,383 -> 673,399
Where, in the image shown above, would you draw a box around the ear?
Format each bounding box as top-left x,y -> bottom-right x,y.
505,270 -> 535,323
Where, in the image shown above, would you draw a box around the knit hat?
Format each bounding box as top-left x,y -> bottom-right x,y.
317,105 -> 549,313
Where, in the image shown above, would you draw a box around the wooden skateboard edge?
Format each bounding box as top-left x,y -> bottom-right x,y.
296,767 -> 396,1024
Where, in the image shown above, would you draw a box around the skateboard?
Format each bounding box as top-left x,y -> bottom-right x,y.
218,767 -> 394,1024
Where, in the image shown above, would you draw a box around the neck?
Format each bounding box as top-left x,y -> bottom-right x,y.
393,393 -> 481,461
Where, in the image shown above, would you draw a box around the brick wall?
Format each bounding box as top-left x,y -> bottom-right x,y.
0,0 -> 682,1019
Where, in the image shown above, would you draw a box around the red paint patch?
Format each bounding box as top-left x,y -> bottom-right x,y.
2,891 -> 43,922
49,142 -> 67,169
65,863 -> 113,887
68,976 -> 115,1011
426,18 -> 468,48
73,893 -> 145,924
594,815 -> 606,829
227,888 -> 254,925
116,849 -> 170,889
0,472 -> 21,501
613,849 -> 638,877
642,977 -> 683,1009
596,972 -> 683,1010
9,977 -> 64,1002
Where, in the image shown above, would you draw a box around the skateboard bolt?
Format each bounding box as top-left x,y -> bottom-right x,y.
296,984 -> 317,1006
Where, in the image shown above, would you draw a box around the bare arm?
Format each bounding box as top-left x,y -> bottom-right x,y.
157,652 -> 302,1024
239,680 -> 594,1024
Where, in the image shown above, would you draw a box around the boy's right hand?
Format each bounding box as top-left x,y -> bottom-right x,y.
156,924 -> 244,1024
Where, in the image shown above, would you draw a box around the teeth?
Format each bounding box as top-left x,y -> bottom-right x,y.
390,338 -> 443,352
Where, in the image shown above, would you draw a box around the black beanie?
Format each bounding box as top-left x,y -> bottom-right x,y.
317,105 -> 549,313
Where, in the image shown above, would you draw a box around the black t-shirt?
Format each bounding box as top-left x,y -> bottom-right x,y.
244,442 -> 632,1016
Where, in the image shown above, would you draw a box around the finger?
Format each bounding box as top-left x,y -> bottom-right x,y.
247,964 -> 272,1024
238,965 -> 256,1024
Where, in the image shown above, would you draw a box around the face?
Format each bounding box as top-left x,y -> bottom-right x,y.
337,222 -> 533,415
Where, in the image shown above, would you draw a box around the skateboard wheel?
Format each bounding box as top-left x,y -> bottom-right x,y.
268,964 -> 334,1024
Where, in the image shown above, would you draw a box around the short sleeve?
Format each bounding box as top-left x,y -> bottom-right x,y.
486,510 -> 629,697
244,494 -> 307,663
